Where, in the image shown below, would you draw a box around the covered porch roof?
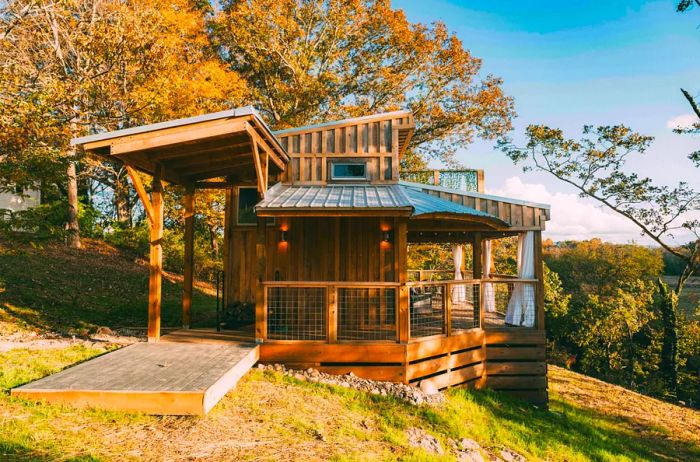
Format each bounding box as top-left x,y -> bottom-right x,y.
255,183 -> 510,228
72,106 -> 289,188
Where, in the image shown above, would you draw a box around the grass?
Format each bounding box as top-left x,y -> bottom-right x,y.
1,346 -> 699,461
0,238 -> 217,337
1,238 -> 699,460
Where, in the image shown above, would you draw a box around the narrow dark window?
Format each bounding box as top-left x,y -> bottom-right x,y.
237,187 -> 258,225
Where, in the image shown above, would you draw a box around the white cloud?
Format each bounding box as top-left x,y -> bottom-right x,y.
487,177 -> 648,243
666,113 -> 698,130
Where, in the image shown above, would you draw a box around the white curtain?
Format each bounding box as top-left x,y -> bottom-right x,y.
483,240 -> 496,313
505,231 -> 536,327
451,244 -> 466,303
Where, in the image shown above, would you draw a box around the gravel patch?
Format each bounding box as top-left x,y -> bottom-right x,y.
257,363 -> 445,406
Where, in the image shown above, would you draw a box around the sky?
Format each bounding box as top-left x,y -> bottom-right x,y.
394,0 -> 700,244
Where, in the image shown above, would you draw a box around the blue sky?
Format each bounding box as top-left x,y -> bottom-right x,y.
395,0 -> 700,242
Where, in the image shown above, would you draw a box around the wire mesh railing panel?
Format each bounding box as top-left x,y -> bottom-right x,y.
410,284 -> 446,338
449,282 -> 480,331
266,286 -> 327,340
483,281 -> 537,328
337,288 -> 397,341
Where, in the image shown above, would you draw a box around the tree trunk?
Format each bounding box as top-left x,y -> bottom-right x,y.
66,159 -> 81,248
113,168 -> 132,226
207,221 -> 219,258
657,279 -> 678,398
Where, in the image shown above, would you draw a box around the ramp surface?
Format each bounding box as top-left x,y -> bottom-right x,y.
12,340 -> 259,415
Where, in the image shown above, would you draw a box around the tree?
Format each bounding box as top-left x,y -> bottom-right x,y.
212,0 -> 515,166
501,125 -> 699,396
1,0 -> 246,244
677,1 -> 700,13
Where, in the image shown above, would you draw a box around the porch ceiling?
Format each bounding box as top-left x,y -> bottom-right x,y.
72,106 -> 289,187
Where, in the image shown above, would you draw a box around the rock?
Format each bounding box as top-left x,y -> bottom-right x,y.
499,448 -> 526,462
419,380 -> 439,395
405,427 -> 444,455
293,373 -> 306,381
460,438 -> 481,451
257,363 -> 266,370
456,449 -> 485,462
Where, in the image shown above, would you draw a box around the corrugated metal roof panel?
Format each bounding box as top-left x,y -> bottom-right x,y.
401,185 -> 494,217
256,183 -> 413,210
256,184 -> 508,227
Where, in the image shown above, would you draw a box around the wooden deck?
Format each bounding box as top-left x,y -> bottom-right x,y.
12,333 -> 259,416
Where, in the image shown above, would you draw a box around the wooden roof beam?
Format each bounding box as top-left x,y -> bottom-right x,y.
108,118 -> 249,156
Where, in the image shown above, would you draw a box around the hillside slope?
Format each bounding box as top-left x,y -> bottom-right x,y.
0,238 -> 216,338
1,345 -> 698,461
1,239 -> 699,461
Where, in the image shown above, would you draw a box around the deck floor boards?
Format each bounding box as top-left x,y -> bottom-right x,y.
12,335 -> 259,415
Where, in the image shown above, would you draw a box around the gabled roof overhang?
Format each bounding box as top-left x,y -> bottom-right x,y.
72,106 -> 289,190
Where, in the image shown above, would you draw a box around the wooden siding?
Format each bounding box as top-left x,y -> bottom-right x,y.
225,198 -> 400,304
484,329 -> 548,407
276,114 -> 413,185
258,329 -> 485,386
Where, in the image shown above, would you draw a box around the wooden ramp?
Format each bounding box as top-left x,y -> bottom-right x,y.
11,339 -> 259,416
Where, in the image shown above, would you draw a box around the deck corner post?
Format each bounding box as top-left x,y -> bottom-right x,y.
182,185 -> 195,329
534,230 -> 545,331
472,233 -> 484,329
148,165 -> 164,343
396,218 -> 409,343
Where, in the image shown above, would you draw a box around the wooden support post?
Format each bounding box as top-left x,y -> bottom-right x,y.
396,218 -> 409,344
534,231 -> 545,331
472,233 -> 483,279
445,282 -> 452,336
148,165 -> 164,343
472,232 -> 487,388
254,216 -> 267,342
182,185 -> 195,329
328,286 -> 337,343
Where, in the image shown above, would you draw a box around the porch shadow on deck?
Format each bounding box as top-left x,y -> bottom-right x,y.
11,334 -> 258,416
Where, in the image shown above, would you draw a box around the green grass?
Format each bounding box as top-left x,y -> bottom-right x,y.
1,346 -> 698,461
0,239 -> 217,337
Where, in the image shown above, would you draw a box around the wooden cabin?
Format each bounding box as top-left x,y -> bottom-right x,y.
74,107 -> 551,406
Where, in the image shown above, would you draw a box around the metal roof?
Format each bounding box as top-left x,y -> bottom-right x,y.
402,185 -> 496,218
400,180 -> 550,210
256,183 -> 508,226
71,106 -> 286,157
256,183 -> 413,211
273,110 -> 412,135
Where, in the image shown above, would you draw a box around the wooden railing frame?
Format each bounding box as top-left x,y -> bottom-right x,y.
261,277 -> 541,344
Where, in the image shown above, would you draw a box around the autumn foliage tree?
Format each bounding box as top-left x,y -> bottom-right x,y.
0,0 -> 246,245
212,0 -> 514,167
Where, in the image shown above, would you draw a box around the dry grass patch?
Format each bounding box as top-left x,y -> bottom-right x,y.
549,364 -> 700,448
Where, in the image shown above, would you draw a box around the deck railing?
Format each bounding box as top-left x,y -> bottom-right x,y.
263,282 -> 400,342
262,278 -> 538,343
407,280 -> 481,338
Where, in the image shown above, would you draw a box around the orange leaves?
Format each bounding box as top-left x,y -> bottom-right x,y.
214,0 -> 514,165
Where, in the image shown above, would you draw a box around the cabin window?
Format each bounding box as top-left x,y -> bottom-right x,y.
331,162 -> 367,180
237,187 -> 258,225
